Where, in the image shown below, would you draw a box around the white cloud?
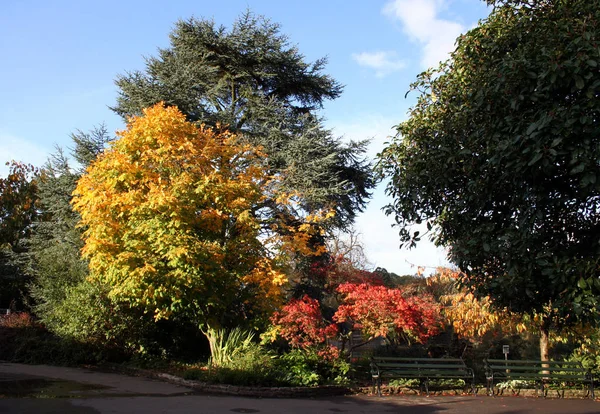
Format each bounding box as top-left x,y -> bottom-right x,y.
327,115 -> 450,275
383,0 -> 465,68
0,133 -> 50,177
354,187 -> 451,275
327,113 -> 398,160
352,51 -> 407,77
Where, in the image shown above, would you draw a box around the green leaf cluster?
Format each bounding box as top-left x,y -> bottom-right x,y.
379,0 -> 600,325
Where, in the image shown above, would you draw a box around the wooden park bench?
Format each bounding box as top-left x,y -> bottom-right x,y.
484,359 -> 595,398
370,357 -> 475,396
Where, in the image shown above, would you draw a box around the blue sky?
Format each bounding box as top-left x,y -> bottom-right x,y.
0,0 -> 490,275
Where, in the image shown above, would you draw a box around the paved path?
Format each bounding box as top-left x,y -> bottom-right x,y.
0,362 -> 191,396
1,363 -> 599,414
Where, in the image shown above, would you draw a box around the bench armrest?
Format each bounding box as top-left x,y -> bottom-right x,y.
370,362 -> 381,378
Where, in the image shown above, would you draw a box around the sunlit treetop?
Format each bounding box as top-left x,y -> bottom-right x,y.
73,104 -> 327,327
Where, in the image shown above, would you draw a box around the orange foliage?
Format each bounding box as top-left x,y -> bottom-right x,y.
427,268 -> 522,342
0,161 -> 38,246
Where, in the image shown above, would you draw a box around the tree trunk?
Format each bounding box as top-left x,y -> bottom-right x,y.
539,326 -> 549,361
540,325 -> 550,377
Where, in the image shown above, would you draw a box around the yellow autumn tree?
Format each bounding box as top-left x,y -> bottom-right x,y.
427,268 -> 523,343
73,103 -> 293,328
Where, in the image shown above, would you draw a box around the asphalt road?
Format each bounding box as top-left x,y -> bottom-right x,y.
1,363 -> 599,414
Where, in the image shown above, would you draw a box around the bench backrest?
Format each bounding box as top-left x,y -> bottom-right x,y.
484,359 -> 587,374
486,359 -> 582,366
372,357 -> 469,371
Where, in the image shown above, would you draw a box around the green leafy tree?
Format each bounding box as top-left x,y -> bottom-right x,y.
378,0 -> 600,359
112,11 -> 374,235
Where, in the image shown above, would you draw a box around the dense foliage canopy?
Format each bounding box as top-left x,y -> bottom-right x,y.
378,0 -> 600,333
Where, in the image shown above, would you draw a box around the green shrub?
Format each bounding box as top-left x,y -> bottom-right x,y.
205,327 -> 257,368
213,341 -> 282,386
276,348 -> 351,386
42,280 -> 140,350
183,327 -> 284,386
182,351 -> 282,386
0,320 -> 126,366
388,378 -> 420,388
181,342 -> 352,387
496,379 -> 536,390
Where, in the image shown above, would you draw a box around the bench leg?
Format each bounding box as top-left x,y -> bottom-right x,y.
486,377 -> 494,397
372,375 -> 381,396
470,373 -> 476,396
423,379 -> 430,396
373,375 -> 381,397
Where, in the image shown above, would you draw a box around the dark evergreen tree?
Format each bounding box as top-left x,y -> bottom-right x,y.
28,148 -> 88,324
113,11 -> 374,231
27,126 -> 111,333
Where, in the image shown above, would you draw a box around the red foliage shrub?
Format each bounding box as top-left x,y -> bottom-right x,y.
0,312 -> 37,329
310,259 -> 385,292
270,295 -> 338,349
333,283 -> 441,343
